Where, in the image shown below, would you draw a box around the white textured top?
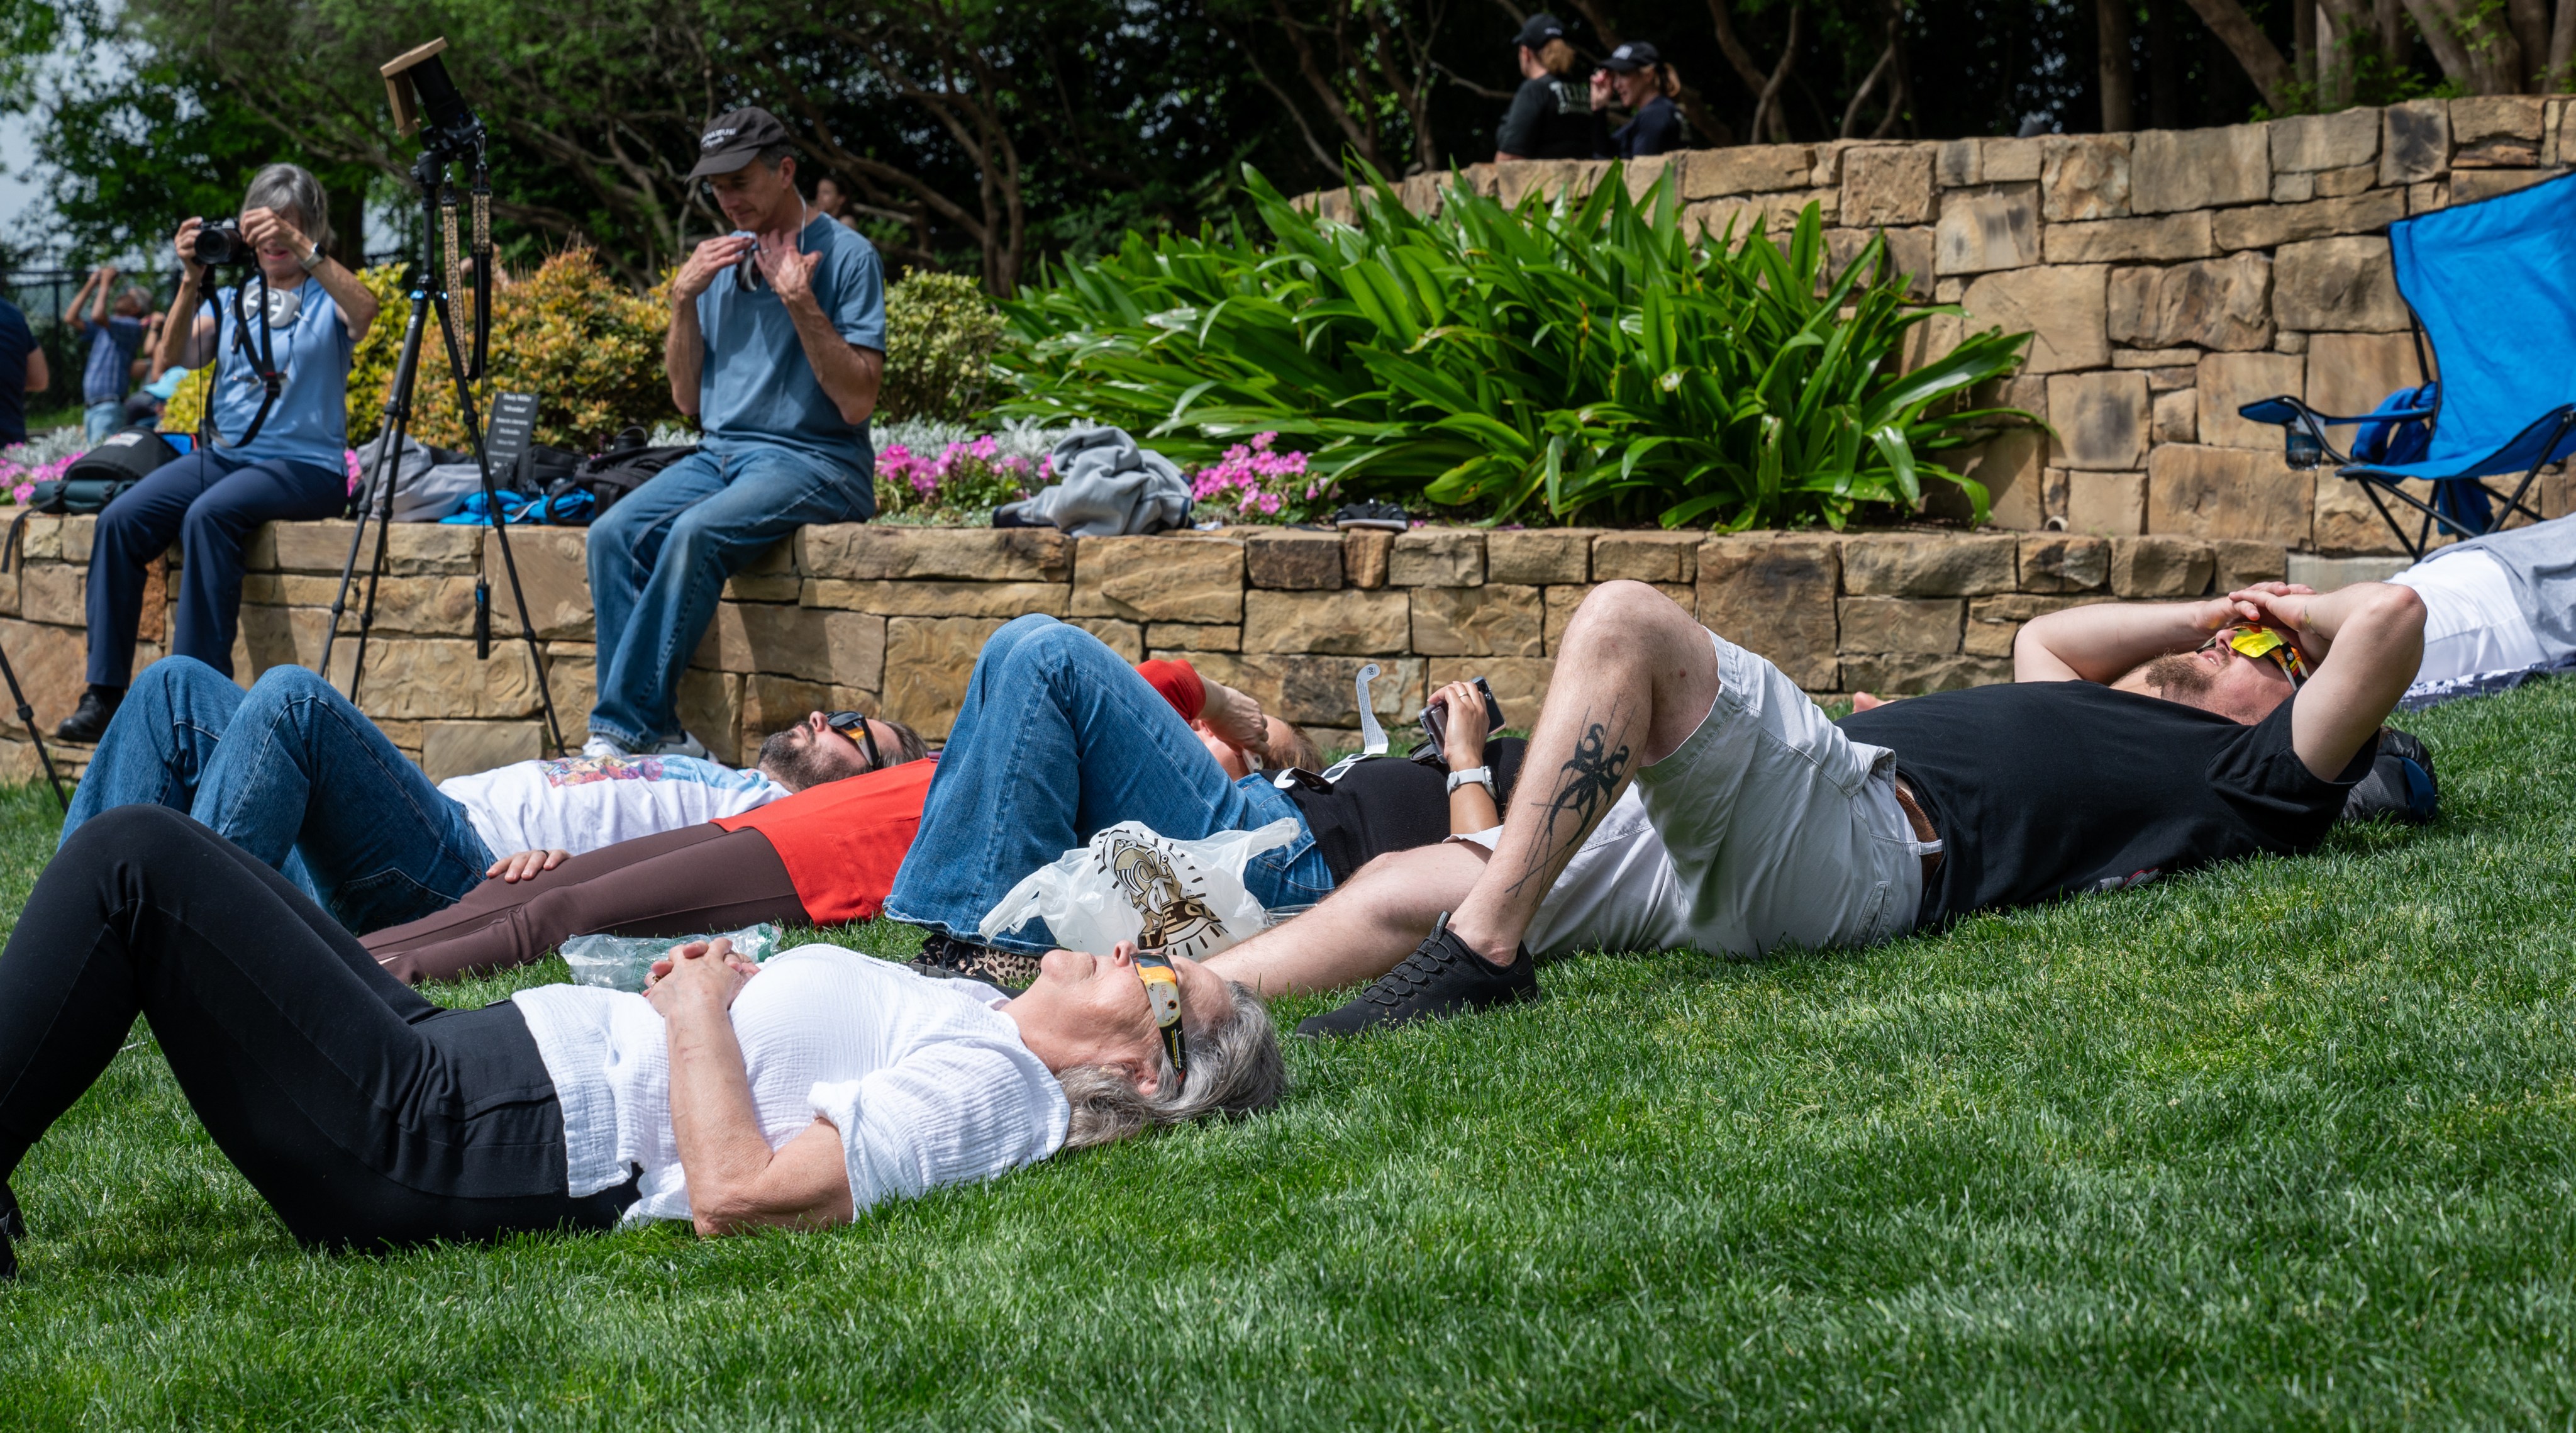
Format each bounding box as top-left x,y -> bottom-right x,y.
511,945 -> 1069,1224
439,753 -> 788,858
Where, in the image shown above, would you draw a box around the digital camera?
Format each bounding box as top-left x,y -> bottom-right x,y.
191,218 -> 257,267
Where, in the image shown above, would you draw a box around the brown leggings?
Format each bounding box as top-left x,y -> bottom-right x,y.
361,825 -> 811,984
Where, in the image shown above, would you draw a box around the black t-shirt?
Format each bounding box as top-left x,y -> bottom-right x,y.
1606,95 -> 1685,158
1499,75 -> 1596,160
1283,737 -> 1528,883
1836,683 -> 2372,927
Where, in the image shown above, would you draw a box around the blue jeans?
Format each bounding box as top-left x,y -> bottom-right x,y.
82,400 -> 122,445
86,447 -> 348,686
62,657 -> 496,934
585,442 -> 874,747
884,616 -> 1335,956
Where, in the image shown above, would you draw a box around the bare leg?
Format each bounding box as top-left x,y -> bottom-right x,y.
1445,582 -> 1719,966
1208,843 -> 1492,996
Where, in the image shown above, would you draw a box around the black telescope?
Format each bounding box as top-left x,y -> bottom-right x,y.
380,38 -> 485,157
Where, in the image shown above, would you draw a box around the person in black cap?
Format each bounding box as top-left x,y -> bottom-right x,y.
581,106 -> 888,761
1496,13 -> 1594,162
1591,42 -> 1687,159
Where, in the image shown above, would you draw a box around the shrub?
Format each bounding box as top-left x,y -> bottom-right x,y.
1190,432 -> 1333,523
879,271 -> 1004,424
999,165 -> 2035,530
346,247 -> 675,452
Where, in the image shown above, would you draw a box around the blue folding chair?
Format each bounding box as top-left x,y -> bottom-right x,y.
2240,170 -> 2576,559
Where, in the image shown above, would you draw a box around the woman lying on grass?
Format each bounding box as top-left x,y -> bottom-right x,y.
0,806 -> 1283,1278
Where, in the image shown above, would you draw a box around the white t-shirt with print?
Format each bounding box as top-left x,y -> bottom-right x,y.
437,754 -> 789,857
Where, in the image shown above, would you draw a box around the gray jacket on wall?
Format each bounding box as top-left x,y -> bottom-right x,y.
997,427 -> 1191,537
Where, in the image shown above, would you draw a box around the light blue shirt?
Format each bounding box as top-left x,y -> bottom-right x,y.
206,277 -> 352,471
694,215 -> 885,478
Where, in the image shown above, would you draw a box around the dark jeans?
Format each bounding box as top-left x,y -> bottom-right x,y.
0,806 -> 635,1249
364,823 -> 809,984
86,449 -> 347,687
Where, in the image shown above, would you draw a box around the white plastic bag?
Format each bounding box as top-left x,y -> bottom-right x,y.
558,922 -> 781,991
978,818 -> 1300,959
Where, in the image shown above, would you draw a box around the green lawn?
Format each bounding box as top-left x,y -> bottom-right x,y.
6,681 -> 2576,1428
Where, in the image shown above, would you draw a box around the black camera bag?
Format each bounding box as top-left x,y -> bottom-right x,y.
547,430 -> 696,523
28,428 -> 182,516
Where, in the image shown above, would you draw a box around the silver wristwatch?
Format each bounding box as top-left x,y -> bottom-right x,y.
1446,765 -> 1495,798
297,244 -> 325,272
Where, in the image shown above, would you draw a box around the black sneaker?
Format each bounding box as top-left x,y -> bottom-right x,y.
908,932 -> 1041,995
1331,499 -> 1409,532
55,684 -> 121,744
1296,915 -> 1537,1038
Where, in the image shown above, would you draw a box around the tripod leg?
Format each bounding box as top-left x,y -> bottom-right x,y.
0,639 -> 68,810
326,283 -> 435,693
348,487 -> 399,705
431,293 -> 567,757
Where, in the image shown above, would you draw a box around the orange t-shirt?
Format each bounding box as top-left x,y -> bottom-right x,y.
712,657 -> 1204,925
711,758 -> 938,925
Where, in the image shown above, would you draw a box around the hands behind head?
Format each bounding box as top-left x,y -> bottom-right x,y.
644,937 -> 762,1015
1429,679 -> 1491,767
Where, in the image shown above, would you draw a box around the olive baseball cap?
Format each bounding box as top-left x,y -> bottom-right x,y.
689,107 -> 792,179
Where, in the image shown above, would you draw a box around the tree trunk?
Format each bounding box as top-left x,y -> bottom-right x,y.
2098,0 -> 2135,131
2177,0 -> 2295,109
2506,0 -> 2552,84
2551,0 -> 2575,86
2294,0 -> 2316,91
2146,0 -> 2182,127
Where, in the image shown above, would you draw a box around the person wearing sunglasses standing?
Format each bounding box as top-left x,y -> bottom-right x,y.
582,107 -> 886,762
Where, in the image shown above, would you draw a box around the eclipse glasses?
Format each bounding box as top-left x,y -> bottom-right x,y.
2201,625 -> 2310,686
1133,952 -> 1188,1091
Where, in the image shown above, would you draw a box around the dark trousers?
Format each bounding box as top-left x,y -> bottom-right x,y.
364,823 -> 809,984
86,449 -> 347,687
0,806 -> 634,1249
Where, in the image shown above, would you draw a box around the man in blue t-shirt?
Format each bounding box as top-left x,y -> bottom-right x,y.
0,296 -> 44,447
584,106 -> 886,759
63,264 -> 153,445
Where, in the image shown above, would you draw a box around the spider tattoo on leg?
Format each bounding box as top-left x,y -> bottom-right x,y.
1507,715 -> 1631,896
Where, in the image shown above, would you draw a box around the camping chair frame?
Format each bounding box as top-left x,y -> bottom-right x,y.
2238,171 -> 2576,561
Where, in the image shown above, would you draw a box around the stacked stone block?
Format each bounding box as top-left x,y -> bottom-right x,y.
1306,97 -> 2575,554
0,521 -> 2323,780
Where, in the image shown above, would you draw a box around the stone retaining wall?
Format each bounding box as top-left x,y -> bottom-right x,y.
0,519 -> 2374,781
1306,97 -> 2574,550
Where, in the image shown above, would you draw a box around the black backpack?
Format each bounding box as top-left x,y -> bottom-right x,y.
28,428 -> 182,515
549,427 -> 696,523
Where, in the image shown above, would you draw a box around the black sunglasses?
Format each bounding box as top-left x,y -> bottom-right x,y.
823,710 -> 884,771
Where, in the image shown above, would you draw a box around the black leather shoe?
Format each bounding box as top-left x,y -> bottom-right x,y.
1296,914 -> 1537,1038
908,932 -> 1041,996
55,684 -> 121,744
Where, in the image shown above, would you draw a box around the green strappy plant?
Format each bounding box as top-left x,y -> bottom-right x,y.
996,162 -> 2035,530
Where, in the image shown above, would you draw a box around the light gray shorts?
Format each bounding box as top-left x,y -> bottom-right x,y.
1629,628 -> 1929,956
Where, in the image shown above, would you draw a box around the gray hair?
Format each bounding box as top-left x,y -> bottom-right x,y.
1057,978 -> 1285,1151
242,163 -> 331,252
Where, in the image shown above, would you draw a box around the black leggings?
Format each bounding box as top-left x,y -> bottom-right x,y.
0,805 -> 635,1249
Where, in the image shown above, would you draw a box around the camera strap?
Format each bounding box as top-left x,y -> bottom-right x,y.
210,271 -> 286,450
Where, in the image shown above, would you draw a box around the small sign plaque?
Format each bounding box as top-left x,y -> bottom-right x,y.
484,392 -> 540,472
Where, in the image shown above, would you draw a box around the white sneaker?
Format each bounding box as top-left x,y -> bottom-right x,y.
580,733 -> 633,759
645,730 -> 711,760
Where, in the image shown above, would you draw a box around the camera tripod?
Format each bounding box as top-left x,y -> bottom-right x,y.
320,142 -> 565,756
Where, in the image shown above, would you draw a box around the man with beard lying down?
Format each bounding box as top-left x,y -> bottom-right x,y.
359,645 -> 1322,983
1184,577 -> 2422,1036
0,804 -> 1282,1278
61,656 -> 924,937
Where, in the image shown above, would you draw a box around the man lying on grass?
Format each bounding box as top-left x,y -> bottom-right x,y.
61,656 -> 924,936
0,804 -> 1282,1278
1200,576 -> 2425,1034
360,646 -> 1316,984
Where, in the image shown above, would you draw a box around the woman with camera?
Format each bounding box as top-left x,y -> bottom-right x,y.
58,163 -> 379,743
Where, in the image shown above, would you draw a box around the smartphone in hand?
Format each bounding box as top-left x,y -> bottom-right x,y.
1418,676 -> 1504,764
